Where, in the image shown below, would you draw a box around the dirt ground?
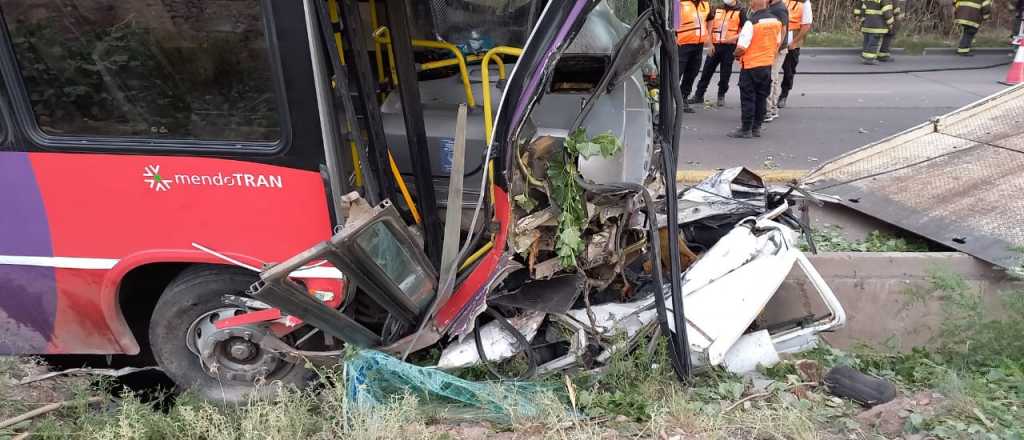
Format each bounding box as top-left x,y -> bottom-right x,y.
0,357 -> 88,420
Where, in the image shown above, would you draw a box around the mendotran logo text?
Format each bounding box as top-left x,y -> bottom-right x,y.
144,165 -> 284,191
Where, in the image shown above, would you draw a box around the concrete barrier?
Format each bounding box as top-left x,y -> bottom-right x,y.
677,169 -> 807,184
920,47 -> 1012,56
765,252 -> 1022,352
800,47 -> 905,56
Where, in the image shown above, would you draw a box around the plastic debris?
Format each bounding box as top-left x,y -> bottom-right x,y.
438,311 -> 546,370
345,349 -> 551,423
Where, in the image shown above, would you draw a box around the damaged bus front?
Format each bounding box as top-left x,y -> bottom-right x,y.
241,0 -> 844,395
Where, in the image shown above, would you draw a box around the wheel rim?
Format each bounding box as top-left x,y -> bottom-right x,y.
185,307 -> 289,383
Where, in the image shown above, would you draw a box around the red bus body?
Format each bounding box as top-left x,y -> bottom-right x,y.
0,152 -> 334,354
0,0 -> 341,355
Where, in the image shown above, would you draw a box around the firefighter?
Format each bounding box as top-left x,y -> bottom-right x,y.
954,0 -> 992,56
878,0 -> 905,61
677,0 -> 714,113
778,0 -> 813,108
691,0 -> 746,107
728,0 -> 783,138
854,0 -> 894,64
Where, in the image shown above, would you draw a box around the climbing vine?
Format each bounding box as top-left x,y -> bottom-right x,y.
547,129 -> 623,267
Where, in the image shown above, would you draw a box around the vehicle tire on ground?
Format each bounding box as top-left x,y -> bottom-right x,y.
149,264 -> 309,403
823,365 -> 897,407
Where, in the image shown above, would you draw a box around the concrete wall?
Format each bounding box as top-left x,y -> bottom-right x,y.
765,252 -> 1022,352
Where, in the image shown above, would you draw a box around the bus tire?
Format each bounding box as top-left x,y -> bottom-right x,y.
149,264 -> 309,403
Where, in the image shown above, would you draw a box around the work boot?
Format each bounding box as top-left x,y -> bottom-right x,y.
752,126 -> 762,138
861,57 -> 878,65
716,96 -> 726,107
683,102 -> 696,113
727,128 -> 753,138
957,50 -> 974,57
764,111 -> 778,123
687,94 -> 705,105
878,56 -> 894,62
777,96 -> 787,108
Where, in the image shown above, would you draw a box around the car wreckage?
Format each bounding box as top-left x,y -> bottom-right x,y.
0,0 -> 846,402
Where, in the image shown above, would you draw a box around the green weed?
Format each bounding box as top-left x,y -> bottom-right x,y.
803,225 -> 930,252
805,28 -> 1010,53
852,269 -> 1024,438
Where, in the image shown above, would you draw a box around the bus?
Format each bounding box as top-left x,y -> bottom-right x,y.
0,0 -> 685,401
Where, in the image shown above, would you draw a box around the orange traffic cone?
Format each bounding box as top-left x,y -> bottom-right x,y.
1003,25 -> 1024,85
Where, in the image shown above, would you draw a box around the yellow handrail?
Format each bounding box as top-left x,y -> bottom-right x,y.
368,0 -> 388,86
481,46 -> 523,142
420,54 -> 506,81
372,27 -> 399,88
410,40 -> 476,108
327,0 -> 366,187
374,28 -> 477,108
321,2 -> 423,222
327,0 -> 347,65
458,241 -> 494,271
490,54 -> 507,80
388,152 -> 422,224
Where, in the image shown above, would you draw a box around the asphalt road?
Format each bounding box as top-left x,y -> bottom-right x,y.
677,50 -> 1014,171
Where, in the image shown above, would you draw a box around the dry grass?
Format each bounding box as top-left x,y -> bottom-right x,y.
10,271 -> 1017,439
1,353 -> 869,440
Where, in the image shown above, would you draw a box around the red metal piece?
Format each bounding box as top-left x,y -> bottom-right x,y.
434,186 -> 511,329
214,308 -> 283,330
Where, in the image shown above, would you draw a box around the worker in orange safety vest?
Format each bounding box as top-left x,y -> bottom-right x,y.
677,0 -> 713,113
728,0 -> 784,139
690,0 -> 746,107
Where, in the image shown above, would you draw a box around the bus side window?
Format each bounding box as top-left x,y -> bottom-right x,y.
0,0 -> 282,145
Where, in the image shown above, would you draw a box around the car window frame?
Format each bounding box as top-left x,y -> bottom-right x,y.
0,0 -> 292,155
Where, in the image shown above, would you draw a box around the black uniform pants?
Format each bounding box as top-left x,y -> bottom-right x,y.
678,44 -> 704,100
959,25 -> 979,53
879,32 -> 896,59
739,66 -> 772,130
861,33 -> 884,60
695,44 -> 737,99
780,47 -> 800,97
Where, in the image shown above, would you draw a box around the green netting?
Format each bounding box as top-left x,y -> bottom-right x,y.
344,349 -> 555,423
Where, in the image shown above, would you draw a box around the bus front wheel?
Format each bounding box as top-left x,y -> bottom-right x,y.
148,265 -> 309,403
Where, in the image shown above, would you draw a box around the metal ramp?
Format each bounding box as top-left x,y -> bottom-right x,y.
802,84 -> 1024,270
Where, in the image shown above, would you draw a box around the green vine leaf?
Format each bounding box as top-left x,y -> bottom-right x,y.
513,193 -> 537,212
546,129 -> 623,267
590,132 -> 623,158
